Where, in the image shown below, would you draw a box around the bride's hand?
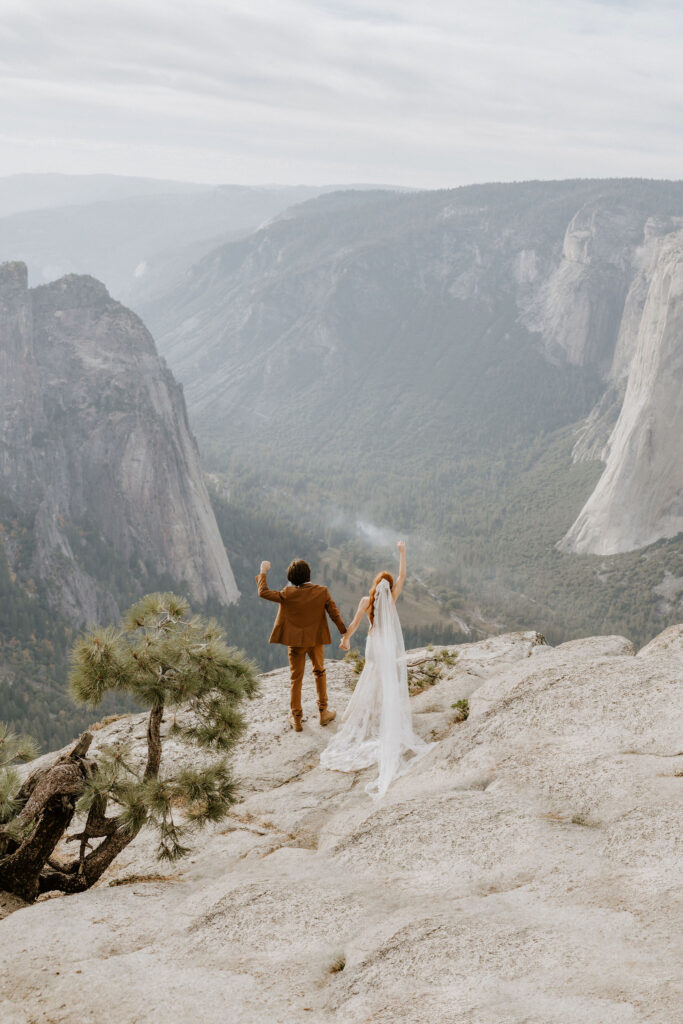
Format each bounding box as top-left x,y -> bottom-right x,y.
397,540 -> 406,552
340,635 -> 350,651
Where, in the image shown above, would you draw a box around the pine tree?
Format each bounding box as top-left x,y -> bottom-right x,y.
0,593 -> 258,902
0,724 -> 38,825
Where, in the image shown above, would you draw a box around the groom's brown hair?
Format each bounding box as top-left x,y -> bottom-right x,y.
287,559 -> 311,587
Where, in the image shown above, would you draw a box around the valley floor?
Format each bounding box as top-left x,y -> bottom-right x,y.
1,627 -> 682,1024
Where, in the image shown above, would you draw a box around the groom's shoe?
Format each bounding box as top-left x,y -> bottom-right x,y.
289,712 -> 303,732
319,708 -> 336,726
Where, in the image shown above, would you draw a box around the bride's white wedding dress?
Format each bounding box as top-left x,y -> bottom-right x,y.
320,579 -> 434,799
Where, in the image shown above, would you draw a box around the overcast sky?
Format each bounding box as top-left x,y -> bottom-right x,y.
1,0 -> 681,188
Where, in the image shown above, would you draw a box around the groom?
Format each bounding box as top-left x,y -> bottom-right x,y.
256,559 -> 347,732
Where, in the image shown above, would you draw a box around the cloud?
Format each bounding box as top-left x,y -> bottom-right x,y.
0,0 -> 681,186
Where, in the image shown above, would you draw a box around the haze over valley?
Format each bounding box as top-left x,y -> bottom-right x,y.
145,177 -> 683,648
1,173 -> 682,749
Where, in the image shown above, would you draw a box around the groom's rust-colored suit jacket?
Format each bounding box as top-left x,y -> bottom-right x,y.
255,573 -> 347,647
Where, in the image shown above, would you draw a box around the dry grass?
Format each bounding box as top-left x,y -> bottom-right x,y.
108,872 -> 182,887
343,650 -> 365,677
570,813 -> 601,829
90,713 -> 130,732
451,698 -> 469,722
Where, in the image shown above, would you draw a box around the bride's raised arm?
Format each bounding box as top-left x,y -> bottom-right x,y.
392,540 -> 406,600
340,596 -> 371,650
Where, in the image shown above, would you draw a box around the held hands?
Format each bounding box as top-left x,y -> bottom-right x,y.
260,561 -> 271,574
339,634 -> 351,651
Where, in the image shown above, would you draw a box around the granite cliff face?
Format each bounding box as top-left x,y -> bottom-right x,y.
2,625 -> 681,1023
520,200 -> 683,553
559,225 -> 683,553
0,261 -> 238,624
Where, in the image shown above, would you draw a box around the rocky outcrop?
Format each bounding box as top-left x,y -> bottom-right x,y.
0,261 -> 238,623
1,626 -> 680,1022
520,202 -> 644,371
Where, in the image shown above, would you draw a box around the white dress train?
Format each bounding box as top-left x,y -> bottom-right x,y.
320,579 -> 434,799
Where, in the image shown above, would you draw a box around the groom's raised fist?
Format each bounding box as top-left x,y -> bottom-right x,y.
260,561 -> 271,573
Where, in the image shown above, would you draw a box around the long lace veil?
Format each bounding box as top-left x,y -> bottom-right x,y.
321,579 -> 433,799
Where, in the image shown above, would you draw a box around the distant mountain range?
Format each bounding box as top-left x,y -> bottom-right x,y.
0,175 -> 338,307
0,173 -> 211,217
0,174 -> 408,308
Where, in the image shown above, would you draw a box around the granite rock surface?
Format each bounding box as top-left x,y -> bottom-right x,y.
2,626 -> 681,1023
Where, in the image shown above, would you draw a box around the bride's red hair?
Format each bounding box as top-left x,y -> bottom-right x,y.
368,571 -> 394,626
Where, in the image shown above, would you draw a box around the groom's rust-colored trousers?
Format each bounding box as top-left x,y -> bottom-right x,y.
287,645 -> 328,720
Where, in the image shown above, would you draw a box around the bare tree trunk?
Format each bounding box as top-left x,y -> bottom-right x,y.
39,821 -> 137,894
144,703 -> 164,779
2,704 -> 167,900
40,704 -> 165,895
0,733 -> 93,902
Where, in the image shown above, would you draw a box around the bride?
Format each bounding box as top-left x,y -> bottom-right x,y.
320,541 -> 434,799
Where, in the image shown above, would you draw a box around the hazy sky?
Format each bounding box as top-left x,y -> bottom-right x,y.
1,0 -> 681,187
